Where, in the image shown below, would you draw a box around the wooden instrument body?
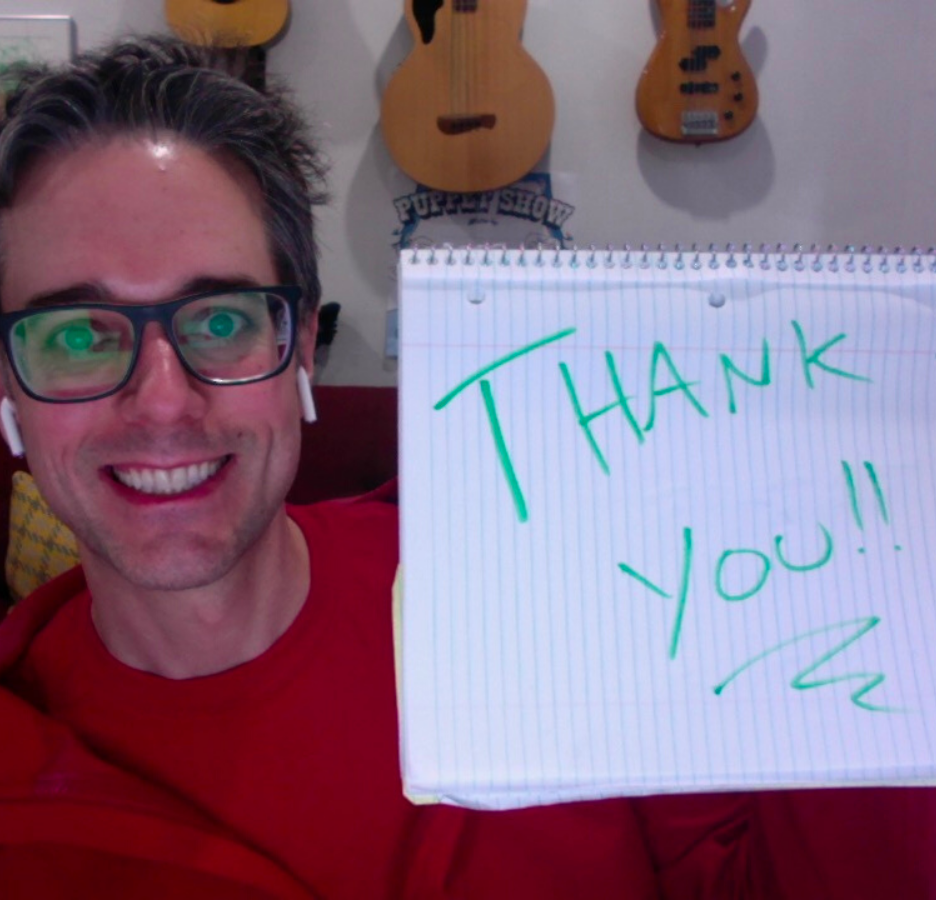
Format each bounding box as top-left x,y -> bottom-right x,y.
164,0 -> 288,48
381,0 -> 555,193
636,0 -> 757,143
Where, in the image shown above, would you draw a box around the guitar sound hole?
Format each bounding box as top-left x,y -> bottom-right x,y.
212,0 -> 239,5
437,114 -> 497,136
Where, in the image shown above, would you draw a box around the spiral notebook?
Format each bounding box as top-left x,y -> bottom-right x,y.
397,245 -> 936,809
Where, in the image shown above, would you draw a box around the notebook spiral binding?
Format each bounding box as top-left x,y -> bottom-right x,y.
407,243 -> 936,274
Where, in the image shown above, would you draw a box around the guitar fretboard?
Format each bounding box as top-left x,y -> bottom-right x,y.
687,0 -> 716,29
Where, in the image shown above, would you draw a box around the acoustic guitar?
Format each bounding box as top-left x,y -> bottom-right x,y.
381,0 -> 555,193
165,0 -> 289,89
636,0 -> 757,143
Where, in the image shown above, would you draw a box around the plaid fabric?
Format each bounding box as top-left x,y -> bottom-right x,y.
5,471 -> 78,604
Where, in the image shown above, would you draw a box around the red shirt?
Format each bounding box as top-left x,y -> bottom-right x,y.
3,491 -> 930,898
3,496 -> 665,897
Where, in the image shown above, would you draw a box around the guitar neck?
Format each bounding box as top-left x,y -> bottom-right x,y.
687,0 -> 716,29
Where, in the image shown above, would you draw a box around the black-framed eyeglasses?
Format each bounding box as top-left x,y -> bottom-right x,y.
0,285 -> 302,403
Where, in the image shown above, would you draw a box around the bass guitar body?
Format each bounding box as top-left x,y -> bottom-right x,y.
636,0 -> 757,143
381,0 -> 555,193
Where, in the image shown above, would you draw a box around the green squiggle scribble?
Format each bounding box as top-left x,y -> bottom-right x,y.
713,616 -> 902,713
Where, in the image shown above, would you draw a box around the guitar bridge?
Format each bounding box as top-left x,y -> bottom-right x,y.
681,110 -> 720,136
437,114 -> 497,135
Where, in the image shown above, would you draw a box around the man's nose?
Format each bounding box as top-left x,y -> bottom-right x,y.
117,323 -> 208,424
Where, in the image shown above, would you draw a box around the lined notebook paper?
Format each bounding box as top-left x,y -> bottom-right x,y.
398,246 -> 936,809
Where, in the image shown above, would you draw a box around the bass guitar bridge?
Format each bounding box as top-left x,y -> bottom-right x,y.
681,109 -> 720,137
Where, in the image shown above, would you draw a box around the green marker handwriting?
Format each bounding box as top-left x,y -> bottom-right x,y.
791,320 -> 873,389
642,342 -> 709,432
720,339 -> 771,414
618,527 -> 693,660
619,522 -> 837,658
842,460 -> 900,553
559,352 -> 644,476
618,509 -> 903,711
479,379 -> 528,522
434,327 -> 576,411
432,320 -> 903,712
434,328 -> 577,521
435,323 -> 873,522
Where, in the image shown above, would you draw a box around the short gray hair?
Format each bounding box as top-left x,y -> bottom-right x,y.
0,35 -> 328,317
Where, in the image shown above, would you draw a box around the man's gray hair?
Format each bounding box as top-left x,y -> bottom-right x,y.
0,35 -> 328,318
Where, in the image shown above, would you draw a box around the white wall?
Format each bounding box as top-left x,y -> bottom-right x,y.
0,1 -> 164,48
4,1 -> 934,385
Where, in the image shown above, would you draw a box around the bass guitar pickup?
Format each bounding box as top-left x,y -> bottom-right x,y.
679,81 -> 720,95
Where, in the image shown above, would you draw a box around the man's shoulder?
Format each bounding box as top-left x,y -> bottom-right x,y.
0,565 -> 86,676
288,479 -> 399,583
288,479 -> 399,540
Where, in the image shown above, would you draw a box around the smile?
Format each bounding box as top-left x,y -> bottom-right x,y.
110,457 -> 229,495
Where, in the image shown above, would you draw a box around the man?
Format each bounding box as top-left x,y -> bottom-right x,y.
0,35 -> 924,900
0,35 -> 756,898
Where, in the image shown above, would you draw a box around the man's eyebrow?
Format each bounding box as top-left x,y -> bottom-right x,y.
26,283 -> 110,308
174,275 -> 268,297
24,275 -> 268,309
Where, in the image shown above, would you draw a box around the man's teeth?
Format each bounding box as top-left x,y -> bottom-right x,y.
113,460 -> 223,495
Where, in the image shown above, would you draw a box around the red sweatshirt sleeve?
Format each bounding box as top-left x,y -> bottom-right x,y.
755,787 -> 936,900
633,791 -> 776,900
635,786 -> 936,899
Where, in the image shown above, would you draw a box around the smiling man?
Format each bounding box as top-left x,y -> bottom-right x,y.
0,35 -> 776,900
0,36 -> 645,898
2,136 -> 312,677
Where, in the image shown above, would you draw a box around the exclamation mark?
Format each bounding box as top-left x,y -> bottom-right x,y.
841,461 -> 901,553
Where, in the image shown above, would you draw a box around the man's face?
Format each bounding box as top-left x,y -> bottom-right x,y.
0,136 -> 310,591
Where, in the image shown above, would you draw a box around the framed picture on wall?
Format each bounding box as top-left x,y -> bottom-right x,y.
0,15 -> 73,96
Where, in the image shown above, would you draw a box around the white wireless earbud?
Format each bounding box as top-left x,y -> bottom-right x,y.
297,366 -> 316,424
0,397 -> 24,457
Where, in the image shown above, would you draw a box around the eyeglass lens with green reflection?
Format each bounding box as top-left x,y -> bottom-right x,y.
0,286 -> 301,403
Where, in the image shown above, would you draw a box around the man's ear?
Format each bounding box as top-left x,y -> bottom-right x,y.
299,305 -> 319,373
